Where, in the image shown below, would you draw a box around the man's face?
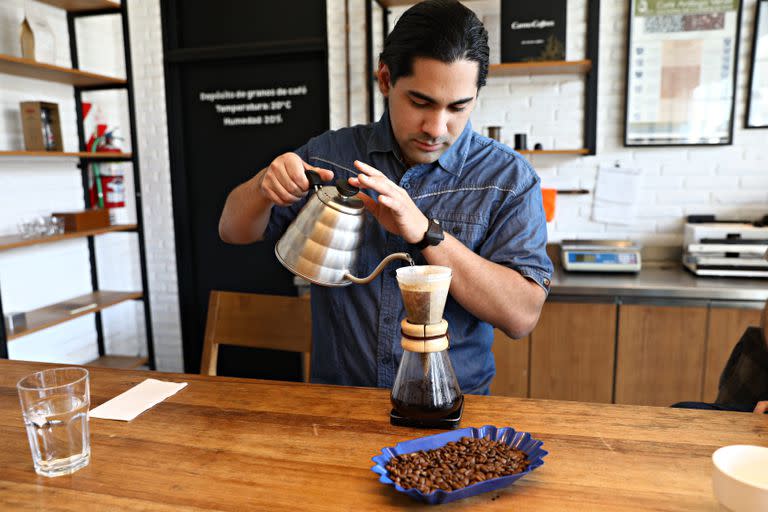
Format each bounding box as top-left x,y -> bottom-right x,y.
379,57 -> 479,167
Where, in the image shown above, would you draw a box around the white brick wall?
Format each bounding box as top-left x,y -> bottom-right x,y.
125,0 -> 182,371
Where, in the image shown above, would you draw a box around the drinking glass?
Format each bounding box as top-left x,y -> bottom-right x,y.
17,368 -> 91,477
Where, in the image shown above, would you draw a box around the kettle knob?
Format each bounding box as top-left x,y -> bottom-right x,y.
305,170 -> 324,192
335,178 -> 359,197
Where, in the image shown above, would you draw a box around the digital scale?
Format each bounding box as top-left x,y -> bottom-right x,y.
561,240 -> 642,273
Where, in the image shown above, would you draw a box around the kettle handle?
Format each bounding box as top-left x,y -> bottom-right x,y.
343,252 -> 414,285
305,170 -> 324,192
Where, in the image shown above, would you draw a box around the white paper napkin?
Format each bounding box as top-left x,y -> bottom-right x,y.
89,378 -> 188,421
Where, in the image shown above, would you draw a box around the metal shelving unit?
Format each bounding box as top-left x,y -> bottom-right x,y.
0,1 -> 155,369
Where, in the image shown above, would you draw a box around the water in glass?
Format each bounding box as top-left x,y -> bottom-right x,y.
23,393 -> 90,477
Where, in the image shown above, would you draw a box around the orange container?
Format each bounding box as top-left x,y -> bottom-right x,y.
541,188 -> 556,222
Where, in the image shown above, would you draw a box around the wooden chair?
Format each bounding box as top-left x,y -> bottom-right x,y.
200,291 -> 312,381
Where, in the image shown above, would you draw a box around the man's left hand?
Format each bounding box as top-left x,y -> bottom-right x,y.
348,160 -> 428,244
754,401 -> 768,414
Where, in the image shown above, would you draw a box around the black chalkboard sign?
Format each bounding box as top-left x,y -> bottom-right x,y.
500,0 -> 567,62
161,0 -> 328,376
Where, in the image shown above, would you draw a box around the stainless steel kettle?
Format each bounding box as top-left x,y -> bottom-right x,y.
275,171 -> 412,286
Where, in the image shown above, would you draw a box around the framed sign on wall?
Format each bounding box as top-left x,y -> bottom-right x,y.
746,0 -> 768,128
624,0 -> 742,146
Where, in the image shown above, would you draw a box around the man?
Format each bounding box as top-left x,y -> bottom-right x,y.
219,0 -> 552,394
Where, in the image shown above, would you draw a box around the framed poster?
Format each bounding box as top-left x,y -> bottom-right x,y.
624,0 -> 742,146
746,0 -> 768,128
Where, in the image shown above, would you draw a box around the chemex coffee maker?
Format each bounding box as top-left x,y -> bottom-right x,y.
390,265 -> 463,429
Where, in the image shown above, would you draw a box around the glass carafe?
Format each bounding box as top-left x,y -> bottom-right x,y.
391,350 -> 462,420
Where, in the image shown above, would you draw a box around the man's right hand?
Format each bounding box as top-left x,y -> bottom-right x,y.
256,152 -> 334,207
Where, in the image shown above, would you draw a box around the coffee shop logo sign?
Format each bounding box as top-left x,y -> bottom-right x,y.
198,85 -> 309,127
510,19 -> 556,30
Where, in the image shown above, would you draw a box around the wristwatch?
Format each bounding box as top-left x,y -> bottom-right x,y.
415,218 -> 444,250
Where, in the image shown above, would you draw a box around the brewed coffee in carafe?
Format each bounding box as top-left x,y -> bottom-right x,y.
390,265 -> 463,429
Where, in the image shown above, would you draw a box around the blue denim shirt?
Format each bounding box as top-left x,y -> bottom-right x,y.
264,111 -> 552,394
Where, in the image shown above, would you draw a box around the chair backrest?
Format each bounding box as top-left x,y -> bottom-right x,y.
201,291 -> 312,381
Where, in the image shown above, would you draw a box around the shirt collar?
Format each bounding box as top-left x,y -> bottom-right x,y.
367,109 -> 398,156
366,108 -> 473,177
436,119 -> 472,177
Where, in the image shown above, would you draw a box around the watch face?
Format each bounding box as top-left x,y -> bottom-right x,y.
428,218 -> 444,243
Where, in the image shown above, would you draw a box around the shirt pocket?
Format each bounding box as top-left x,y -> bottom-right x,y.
425,211 -> 486,252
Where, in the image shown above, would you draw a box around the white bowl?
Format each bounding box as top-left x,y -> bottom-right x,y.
712,445 -> 768,512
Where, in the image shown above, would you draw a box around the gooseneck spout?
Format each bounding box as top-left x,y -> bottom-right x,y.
344,252 -> 414,285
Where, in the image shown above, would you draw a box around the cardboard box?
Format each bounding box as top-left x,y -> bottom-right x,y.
51,209 -> 111,232
20,101 -> 63,151
20,18 -> 35,60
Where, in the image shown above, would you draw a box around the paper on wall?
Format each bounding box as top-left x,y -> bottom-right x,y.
592,166 -> 643,225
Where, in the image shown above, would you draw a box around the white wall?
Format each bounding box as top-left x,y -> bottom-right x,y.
3,0 -> 764,371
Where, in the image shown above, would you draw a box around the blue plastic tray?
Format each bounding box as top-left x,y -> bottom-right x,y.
371,425 -> 547,505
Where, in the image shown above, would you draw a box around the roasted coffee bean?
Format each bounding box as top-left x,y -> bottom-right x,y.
385,436 -> 530,495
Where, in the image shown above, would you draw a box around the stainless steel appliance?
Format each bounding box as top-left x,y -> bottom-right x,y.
275,171 -> 412,286
683,220 -> 768,277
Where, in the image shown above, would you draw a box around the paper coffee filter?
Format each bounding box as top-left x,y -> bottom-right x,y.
396,265 -> 452,290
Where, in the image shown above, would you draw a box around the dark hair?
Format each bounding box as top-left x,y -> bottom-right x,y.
379,0 -> 489,89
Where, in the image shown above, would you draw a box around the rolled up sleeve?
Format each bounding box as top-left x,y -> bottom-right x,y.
476,161 -> 553,294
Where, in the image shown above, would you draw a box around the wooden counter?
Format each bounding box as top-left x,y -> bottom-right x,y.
1,360 -> 766,511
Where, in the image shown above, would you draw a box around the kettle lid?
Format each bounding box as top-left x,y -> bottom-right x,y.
316,179 -> 365,215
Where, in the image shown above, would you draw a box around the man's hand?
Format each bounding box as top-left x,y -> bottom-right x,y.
257,152 -> 333,207
754,401 -> 768,414
348,160 -> 428,243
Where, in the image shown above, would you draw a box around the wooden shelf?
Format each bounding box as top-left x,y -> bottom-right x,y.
5,291 -> 143,341
373,60 -> 591,81
0,225 -> 137,252
519,149 -> 590,155
488,60 -> 592,77
36,0 -> 120,12
377,0 -> 472,6
0,150 -> 132,160
0,54 -> 126,87
86,355 -> 148,369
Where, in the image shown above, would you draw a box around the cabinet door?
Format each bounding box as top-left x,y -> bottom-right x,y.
703,306 -> 763,402
615,304 -> 707,406
490,331 -> 529,397
529,302 -> 617,403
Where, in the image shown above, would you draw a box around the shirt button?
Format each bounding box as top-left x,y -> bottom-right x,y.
383,316 -> 393,324
382,355 -> 391,365
452,226 -> 461,235
403,183 -> 410,189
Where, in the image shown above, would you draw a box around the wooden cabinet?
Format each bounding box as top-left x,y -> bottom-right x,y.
702,306 -> 763,402
490,330 -> 529,398
529,302 -> 617,403
492,299 -> 763,405
615,304 -> 708,406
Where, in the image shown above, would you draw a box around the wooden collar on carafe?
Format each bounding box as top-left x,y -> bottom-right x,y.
400,319 -> 449,353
